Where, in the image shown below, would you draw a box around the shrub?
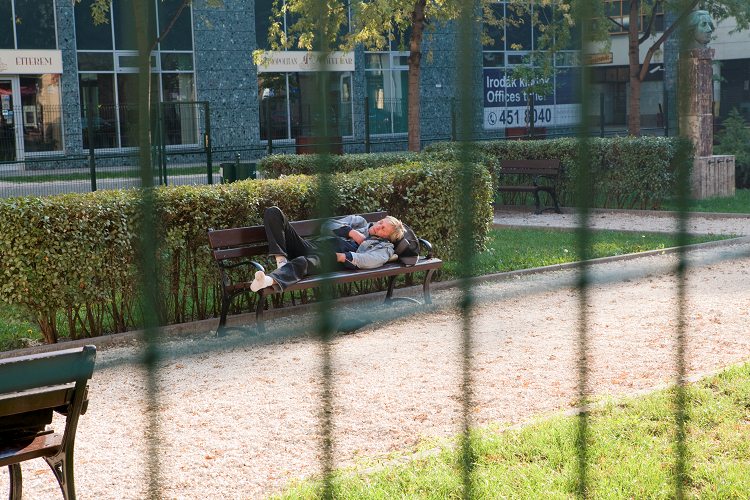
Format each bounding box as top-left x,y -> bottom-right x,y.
715,108 -> 750,188
425,136 -> 692,209
258,152 -> 418,178
0,161 -> 492,342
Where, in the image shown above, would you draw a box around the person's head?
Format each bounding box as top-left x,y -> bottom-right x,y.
369,216 -> 405,242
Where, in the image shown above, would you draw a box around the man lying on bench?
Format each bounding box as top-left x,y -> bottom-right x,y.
250,206 -> 407,292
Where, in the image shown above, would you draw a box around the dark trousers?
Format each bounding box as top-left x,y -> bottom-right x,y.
263,207 -> 337,290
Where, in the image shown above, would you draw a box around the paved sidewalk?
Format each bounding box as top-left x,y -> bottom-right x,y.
494,207 -> 750,236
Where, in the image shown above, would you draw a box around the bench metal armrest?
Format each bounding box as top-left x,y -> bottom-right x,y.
219,259 -> 265,272
418,238 -> 434,259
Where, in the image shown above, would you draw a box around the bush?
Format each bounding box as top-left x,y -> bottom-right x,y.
715,108 -> 750,188
0,161 -> 492,342
258,152 -> 418,178
425,136 -> 692,209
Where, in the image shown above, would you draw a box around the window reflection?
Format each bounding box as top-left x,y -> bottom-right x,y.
21,75 -> 63,153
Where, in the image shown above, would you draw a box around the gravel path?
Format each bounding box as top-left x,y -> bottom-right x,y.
8,211 -> 750,499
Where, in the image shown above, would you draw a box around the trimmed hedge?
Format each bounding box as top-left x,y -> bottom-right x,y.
0,161 -> 492,342
425,136 -> 693,209
258,152 -> 418,178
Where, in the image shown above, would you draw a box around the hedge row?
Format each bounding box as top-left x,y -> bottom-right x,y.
258,152 -> 418,178
425,136 -> 693,209
0,161 -> 493,342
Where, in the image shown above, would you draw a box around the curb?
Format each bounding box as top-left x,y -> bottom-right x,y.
3,235 -> 749,360
495,205 -> 750,220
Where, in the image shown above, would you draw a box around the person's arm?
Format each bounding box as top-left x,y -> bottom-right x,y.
348,244 -> 394,269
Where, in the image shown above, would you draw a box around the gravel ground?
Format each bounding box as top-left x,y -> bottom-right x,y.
6,211 -> 750,499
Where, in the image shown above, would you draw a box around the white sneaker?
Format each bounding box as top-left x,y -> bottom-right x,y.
250,271 -> 275,292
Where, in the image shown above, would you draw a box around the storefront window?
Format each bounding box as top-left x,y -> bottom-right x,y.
259,72 -> 353,140
20,75 -> 62,152
75,0 -> 197,149
364,52 -> 408,135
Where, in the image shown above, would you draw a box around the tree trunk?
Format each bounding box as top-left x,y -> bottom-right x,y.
627,0 -> 641,136
407,0 -> 427,152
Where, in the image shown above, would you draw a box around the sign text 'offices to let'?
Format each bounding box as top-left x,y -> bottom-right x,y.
256,51 -> 355,73
483,68 -> 580,130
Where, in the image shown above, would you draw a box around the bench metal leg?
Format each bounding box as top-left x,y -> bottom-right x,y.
216,293 -> 231,337
44,453 -> 75,500
551,191 -> 562,213
8,464 -> 22,500
255,293 -> 266,333
423,269 -> 436,304
384,276 -> 397,304
532,190 -> 543,215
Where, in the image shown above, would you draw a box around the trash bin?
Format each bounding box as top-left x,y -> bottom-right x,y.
220,161 -> 257,183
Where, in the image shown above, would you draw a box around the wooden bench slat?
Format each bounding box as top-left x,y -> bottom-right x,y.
259,258 -> 443,295
0,433 -> 62,467
0,385 -> 74,418
498,159 -> 562,214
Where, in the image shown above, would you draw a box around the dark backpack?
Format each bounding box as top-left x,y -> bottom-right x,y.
393,224 -> 420,266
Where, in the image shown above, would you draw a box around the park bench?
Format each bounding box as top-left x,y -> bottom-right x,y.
207,211 -> 443,335
0,345 -> 96,500
497,159 -> 563,214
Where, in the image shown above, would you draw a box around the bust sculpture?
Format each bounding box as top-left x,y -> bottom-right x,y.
688,10 -> 715,48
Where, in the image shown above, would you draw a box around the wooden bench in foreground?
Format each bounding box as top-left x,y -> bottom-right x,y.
207,212 -> 443,335
498,159 -> 563,214
0,345 -> 96,500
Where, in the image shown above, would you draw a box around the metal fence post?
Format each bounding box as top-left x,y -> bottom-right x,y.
600,94 -> 605,138
85,86 -> 97,192
204,102 -> 212,184
266,98 -> 273,155
364,96 -> 370,154
450,98 -> 457,142
529,99 -> 535,139
664,91 -> 669,137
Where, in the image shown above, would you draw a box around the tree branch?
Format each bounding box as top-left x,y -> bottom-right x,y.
638,0 -> 700,82
150,0 -> 191,53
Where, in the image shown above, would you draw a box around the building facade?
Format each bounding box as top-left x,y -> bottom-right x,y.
0,0 -> 748,167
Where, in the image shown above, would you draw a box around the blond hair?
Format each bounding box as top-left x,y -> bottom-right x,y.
383,216 -> 405,242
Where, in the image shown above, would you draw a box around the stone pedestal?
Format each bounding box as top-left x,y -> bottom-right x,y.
680,48 -> 736,199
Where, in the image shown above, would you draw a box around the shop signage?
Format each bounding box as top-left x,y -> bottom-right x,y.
0,50 -> 63,74
482,68 -> 580,130
256,51 -> 354,73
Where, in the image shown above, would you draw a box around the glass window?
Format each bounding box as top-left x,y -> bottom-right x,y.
114,0 -> 156,50
254,0 -> 273,50
20,75 -> 62,152
74,0 -> 113,50
158,0 -> 192,50
0,0 -> 14,49
14,0 -> 56,49
258,74 -> 289,140
160,53 -> 193,71
80,73 -> 117,149
161,73 -> 196,145
365,56 -> 407,135
77,52 -> 115,71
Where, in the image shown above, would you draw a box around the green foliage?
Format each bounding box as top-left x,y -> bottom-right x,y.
715,108 -> 750,188
258,152 -> 418,178
0,161 -> 492,342
425,136 -> 693,209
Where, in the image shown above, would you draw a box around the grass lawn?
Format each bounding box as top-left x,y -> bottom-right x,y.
275,362 -> 750,498
0,227 -> 730,350
662,188 -> 750,214
441,227 -> 728,279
